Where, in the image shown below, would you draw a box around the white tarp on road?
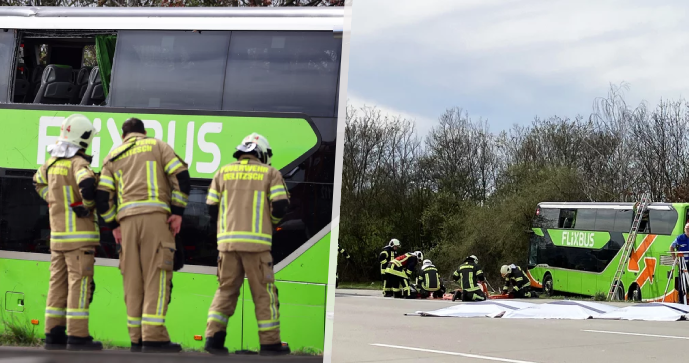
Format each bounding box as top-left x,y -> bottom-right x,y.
411,300 -> 537,318
501,300 -> 619,319
594,302 -> 689,321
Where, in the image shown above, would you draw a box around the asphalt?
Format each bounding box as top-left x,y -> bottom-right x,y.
331,289 -> 689,363
0,346 -> 321,363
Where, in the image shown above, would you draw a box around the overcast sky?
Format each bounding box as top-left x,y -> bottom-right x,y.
346,0 -> 689,137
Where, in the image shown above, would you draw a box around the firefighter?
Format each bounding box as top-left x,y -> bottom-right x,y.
336,246 -> 350,288
34,114 -> 102,351
380,238 -> 400,297
500,264 -> 535,298
452,255 -> 487,302
415,259 -> 446,299
203,133 -> 291,357
384,250 -> 422,299
96,118 -> 190,353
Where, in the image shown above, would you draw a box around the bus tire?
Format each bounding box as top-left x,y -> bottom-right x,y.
542,273 -> 553,297
628,284 -> 642,302
611,281 -> 624,301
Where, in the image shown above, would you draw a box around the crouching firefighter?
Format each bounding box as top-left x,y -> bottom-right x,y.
203,133 -> 291,356
452,255 -> 487,302
415,259 -> 446,299
35,114 -> 103,351
380,239 -> 400,297
384,251 -> 422,298
500,264 -> 536,298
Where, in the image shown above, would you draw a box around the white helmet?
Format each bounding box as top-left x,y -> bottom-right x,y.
414,251 -> 423,261
388,238 -> 401,248
234,132 -> 273,165
58,114 -> 97,150
422,259 -> 433,269
467,255 -> 478,263
500,265 -> 511,276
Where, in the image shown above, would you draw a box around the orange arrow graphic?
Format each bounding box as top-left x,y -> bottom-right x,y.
628,235 -> 656,272
635,257 -> 657,288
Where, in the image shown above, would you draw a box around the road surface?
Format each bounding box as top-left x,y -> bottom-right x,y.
332,289 -> 689,363
0,346 -> 321,363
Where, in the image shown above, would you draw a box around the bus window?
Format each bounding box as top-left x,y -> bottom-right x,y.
533,207 -> 558,228
0,30 -> 15,104
649,209 -> 678,235
177,184 -> 219,267
573,209 -> 596,231
110,30 -> 231,111
612,209 -> 633,232
558,209 -> 576,229
594,209 -> 616,231
222,31 -> 342,117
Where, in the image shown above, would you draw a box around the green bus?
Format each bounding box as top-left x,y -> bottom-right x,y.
0,6 -> 344,353
527,201 -> 688,303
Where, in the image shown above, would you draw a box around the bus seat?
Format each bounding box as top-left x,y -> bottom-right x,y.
33,65 -> 78,105
26,65 -> 44,103
13,72 -> 29,103
80,66 -> 105,106
563,218 -> 572,229
69,66 -> 92,104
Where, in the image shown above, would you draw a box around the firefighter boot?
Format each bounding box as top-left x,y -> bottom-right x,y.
259,342 -> 291,356
44,326 -> 68,350
204,331 -> 229,356
142,341 -> 183,353
66,336 -> 103,351
131,338 -> 142,353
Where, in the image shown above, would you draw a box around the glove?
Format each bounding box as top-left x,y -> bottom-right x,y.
70,202 -> 91,218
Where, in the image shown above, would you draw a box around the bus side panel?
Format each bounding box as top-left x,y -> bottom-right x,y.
241,281 -> 325,353
0,258 -> 245,350
165,271 -> 243,350
275,232 -> 331,284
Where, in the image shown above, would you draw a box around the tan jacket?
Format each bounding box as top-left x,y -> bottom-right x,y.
207,155 -> 289,253
97,133 -> 189,224
33,154 -> 100,251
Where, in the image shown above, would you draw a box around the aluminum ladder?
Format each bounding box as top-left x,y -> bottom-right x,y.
607,192 -> 652,301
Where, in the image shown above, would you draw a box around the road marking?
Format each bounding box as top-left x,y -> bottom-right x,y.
371,343 -> 541,363
583,330 -> 689,340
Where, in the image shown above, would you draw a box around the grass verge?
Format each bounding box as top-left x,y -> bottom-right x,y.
0,305 -> 41,347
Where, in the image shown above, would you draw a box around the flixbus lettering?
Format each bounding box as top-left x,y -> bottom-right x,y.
37,116 -> 222,174
561,231 -> 595,248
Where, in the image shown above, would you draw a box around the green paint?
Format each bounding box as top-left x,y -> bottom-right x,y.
0,254 -> 328,351
276,233 -> 331,284
546,229 -> 611,249
0,109 -> 319,178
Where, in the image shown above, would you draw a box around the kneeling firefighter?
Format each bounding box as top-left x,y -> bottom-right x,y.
452,255 -> 487,302
415,259 -> 446,299
384,251 -> 423,298
500,264 -> 536,298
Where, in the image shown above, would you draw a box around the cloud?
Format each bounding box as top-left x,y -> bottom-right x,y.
347,93 -> 438,137
348,0 -> 689,132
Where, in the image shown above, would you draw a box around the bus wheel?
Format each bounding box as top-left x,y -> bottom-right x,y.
611,281 -> 625,301
628,284 -> 642,302
542,274 -> 553,297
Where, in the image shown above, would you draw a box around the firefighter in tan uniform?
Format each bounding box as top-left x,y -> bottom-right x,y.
95,118 -> 191,354
33,114 -> 103,351
203,133 -> 291,356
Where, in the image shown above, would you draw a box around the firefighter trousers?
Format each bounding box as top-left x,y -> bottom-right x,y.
205,251 -> 281,345
461,289 -> 486,302
119,212 -> 176,344
45,247 -> 96,338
